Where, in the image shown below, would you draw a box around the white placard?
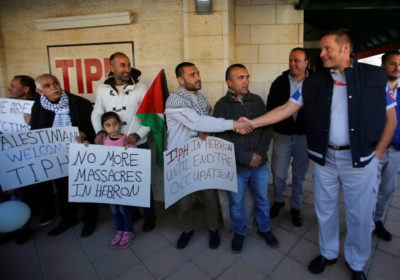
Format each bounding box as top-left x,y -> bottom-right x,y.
0,127 -> 79,191
68,143 -> 151,207
164,136 -> 238,209
0,98 -> 34,133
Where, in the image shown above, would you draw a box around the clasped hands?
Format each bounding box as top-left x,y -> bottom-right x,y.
233,117 -> 254,135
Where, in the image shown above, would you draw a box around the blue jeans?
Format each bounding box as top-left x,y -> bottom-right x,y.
271,132 -> 309,209
109,204 -> 133,232
228,163 -> 271,235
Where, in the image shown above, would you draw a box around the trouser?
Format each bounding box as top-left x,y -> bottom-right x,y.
229,163 -> 271,235
374,146 -> 400,221
314,149 -> 378,271
135,142 -> 155,217
271,132 -> 309,209
56,177 -> 98,224
110,204 -> 133,232
176,189 -> 219,232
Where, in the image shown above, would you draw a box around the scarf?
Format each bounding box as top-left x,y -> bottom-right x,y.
169,86 -> 210,115
40,91 -> 72,127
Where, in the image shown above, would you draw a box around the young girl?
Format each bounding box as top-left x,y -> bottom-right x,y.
101,111 -> 135,249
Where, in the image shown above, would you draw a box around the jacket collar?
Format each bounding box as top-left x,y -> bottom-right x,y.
103,67 -> 142,93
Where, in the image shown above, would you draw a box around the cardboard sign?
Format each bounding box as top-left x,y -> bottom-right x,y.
68,144 -> 151,207
0,127 -> 79,191
164,136 -> 238,209
0,98 -> 34,133
48,42 -> 134,103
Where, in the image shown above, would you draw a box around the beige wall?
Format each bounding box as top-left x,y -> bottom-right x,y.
235,0 -> 303,102
0,0 -> 302,104
0,0 -> 185,98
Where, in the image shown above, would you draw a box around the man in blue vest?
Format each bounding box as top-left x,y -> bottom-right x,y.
373,49 -> 400,241
239,29 -> 397,280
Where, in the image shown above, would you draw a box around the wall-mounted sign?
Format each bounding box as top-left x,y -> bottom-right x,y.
47,42 -> 134,103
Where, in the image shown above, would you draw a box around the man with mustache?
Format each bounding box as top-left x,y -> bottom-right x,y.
373,49 -> 400,241
31,74 -> 97,237
214,64 -> 278,253
165,62 -> 252,250
266,48 -> 311,227
91,52 -> 156,232
239,29 -> 397,280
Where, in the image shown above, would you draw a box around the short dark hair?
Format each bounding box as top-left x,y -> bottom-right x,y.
101,111 -> 122,126
14,75 -> 36,94
322,28 -> 353,53
382,49 -> 400,64
175,62 -> 195,78
225,64 -> 247,81
290,47 -> 308,61
109,52 -> 128,66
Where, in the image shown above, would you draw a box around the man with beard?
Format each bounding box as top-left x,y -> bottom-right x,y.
91,52 -> 156,232
214,64 -> 278,253
238,29 -> 397,280
165,62 -> 251,249
373,49 -> 400,241
31,74 -> 97,237
266,48 -> 311,226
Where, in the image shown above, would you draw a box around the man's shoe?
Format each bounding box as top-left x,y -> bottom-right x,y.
16,229 -> 31,245
142,215 -> 156,232
48,220 -> 78,236
39,213 -> 54,226
258,230 -> 279,248
209,230 -> 220,249
270,202 -> 284,218
291,208 -> 303,227
231,233 -> 244,254
308,255 -> 337,274
81,222 -> 96,238
374,221 -> 392,241
346,262 -> 367,280
176,230 -> 194,249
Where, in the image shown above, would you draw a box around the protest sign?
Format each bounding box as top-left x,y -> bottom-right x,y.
164,136 -> 237,209
0,98 -> 34,133
0,127 -> 79,191
68,144 -> 151,207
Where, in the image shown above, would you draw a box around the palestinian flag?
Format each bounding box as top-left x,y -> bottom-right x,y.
136,69 -> 169,165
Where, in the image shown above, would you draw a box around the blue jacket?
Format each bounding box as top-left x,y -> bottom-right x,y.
302,58 -> 387,167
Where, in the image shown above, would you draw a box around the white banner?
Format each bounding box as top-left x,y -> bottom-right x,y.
68,144 -> 151,207
164,136 -> 238,209
0,98 -> 34,133
0,127 -> 79,191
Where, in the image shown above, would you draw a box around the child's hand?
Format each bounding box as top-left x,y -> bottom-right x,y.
83,140 -> 90,147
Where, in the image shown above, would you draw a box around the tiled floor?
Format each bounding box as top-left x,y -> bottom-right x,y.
1,164 -> 400,280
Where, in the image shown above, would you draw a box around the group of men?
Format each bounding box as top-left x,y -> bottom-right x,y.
2,28 -> 400,280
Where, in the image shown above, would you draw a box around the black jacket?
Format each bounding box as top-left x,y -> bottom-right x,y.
267,69 -> 311,135
302,58 -> 387,167
31,92 -> 95,143
213,92 -> 271,171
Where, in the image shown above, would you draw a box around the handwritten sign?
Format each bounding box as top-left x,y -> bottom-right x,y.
68,144 -> 151,207
0,127 -> 79,191
164,136 -> 237,209
0,98 -> 34,133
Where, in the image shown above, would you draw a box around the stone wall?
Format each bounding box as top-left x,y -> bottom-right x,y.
235,0 -> 303,102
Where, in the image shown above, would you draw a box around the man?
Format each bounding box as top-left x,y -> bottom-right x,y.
91,52 -> 156,232
0,75 -> 38,245
241,30 -> 397,280
8,75 -> 36,100
266,48 -> 311,226
214,64 -> 278,253
31,74 -> 98,237
373,49 -> 400,241
165,62 -> 251,250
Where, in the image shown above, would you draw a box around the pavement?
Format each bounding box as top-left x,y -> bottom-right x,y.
1,162 -> 400,280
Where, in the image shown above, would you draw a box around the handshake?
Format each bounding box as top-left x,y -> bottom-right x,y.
233,117 -> 254,135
